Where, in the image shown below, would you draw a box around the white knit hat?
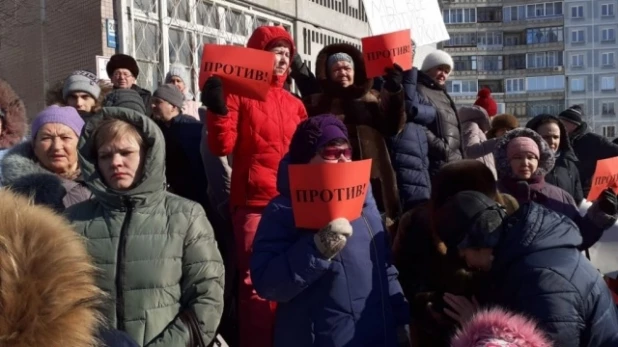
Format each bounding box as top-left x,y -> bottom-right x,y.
165,63 -> 190,84
421,50 -> 454,72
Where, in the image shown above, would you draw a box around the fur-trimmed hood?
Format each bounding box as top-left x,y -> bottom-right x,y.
0,79 -> 28,149
494,128 -> 555,179
0,142 -> 90,210
526,114 -> 578,162
452,308 -> 552,347
0,189 -> 103,347
314,43 -> 373,100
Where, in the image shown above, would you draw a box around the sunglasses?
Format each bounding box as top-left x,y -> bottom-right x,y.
319,147 -> 352,161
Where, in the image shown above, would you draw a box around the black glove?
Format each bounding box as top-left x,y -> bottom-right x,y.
382,64 -> 403,93
200,76 -> 228,116
291,53 -> 304,71
598,188 -> 618,216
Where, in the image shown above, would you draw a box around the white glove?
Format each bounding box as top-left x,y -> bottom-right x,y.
313,218 -> 353,260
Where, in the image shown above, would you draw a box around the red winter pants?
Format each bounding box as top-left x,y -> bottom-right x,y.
233,206 -> 276,347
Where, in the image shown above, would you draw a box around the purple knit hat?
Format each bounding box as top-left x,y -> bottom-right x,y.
289,114 -> 349,164
31,105 -> 85,137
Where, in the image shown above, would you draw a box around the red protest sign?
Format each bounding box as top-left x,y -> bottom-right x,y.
361,30 -> 413,79
587,156 -> 618,201
288,160 -> 372,229
199,44 -> 275,101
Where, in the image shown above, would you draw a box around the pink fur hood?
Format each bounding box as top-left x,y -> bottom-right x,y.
451,308 -> 553,347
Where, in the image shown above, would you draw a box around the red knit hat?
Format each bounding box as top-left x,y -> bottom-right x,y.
474,88 -> 497,117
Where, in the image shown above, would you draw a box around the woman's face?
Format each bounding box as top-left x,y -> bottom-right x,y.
537,122 -> 561,152
427,65 -> 451,86
329,61 -> 355,87
509,152 -> 539,180
168,76 -> 186,93
269,45 -> 291,76
33,123 -> 79,175
97,135 -> 144,190
310,142 -> 352,164
459,248 -> 493,271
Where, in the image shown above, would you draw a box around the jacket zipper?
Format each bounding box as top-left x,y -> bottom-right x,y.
361,214 -> 388,342
115,198 -> 134,330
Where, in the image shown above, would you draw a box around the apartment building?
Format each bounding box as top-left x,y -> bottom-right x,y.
564,0 -> 618,138
440,0 -> 567,124
0,0 -> 371,117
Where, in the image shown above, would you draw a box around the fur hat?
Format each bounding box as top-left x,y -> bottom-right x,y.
288,114 -> 349,164
452,308 -> 552,347
487,114 -> 519,139
473,88 -> 497,117
0,79 -> 27,149
494,128 -> 555,179
421,50 -> 454,72
106,54 -> 140,78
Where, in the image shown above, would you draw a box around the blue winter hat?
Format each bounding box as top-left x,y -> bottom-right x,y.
327,53 -> 354,71
289,114 -> 349,164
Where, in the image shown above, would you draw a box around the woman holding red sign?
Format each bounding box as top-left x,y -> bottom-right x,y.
201,25 -> 307,347
303,43 -> 406,235
251,115 -> 410,347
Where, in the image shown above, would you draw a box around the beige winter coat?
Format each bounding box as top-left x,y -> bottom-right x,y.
458,105 -> 497,179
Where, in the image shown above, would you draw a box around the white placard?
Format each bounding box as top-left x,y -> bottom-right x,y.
96,56 -> 111,80
362,0 -> 449,47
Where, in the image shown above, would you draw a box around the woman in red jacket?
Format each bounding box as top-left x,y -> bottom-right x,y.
202,26 -> 308,347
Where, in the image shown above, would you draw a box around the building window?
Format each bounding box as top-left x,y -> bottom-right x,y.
529,102 -> 563,117
447,80 -> 478,94
571,54 -> 584,67
443,8 -> 477,24
505,54 -> 527,69
503,5 -> 526,22
477,32 -> 503,46
506,78 -> 526,93
526,75 -> 565,91
504,3 -> 562,22
526,27 -> 563,44
445,32 -> 477,47
601,28 -> 616,42
602,126 -> 616,138
602,4 -> 615,16
526,51 -> 563,68
571,29 -> 585,43
571,5 -> 584,18
602,102 -> 616,115
601,76 -> 616,90
602,52 -> 615,67
478,56 -> 503,71
571,78 -> 585,92
477,7 -> 502,23
506,102 -> 527,117
453,56 -> 477,71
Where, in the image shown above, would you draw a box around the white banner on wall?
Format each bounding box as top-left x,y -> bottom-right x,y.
96,56 -> 111,80
362,0 -> 449,47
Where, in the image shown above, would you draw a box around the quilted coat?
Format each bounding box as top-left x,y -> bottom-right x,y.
207,26 -> 307,208
484,202 -> 618,347
250,156 -> 409,347
526,114 -> 584,204
494,128 -> 614,250
304,43 -> 404,228
389,67 -> 431,213
66,108 -> 225,347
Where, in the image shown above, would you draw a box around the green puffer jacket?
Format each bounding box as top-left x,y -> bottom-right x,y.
66,107 -> 224,347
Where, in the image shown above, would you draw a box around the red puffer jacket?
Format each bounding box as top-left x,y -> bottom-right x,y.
207,26 -> 307,208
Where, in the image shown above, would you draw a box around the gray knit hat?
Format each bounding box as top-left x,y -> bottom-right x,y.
104,89 -> 146,115
165,63 -> 190,85
153,84 -> 184,109
327,53 -> 354,71
62,70 -> 101,100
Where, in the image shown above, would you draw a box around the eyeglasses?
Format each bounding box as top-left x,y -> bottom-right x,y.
319,147 -> 352,161
112,72 -> 134,79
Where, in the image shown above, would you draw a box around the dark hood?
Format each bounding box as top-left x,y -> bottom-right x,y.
315,43 -> 373,100
78,107 -> 166,209
492,202 -> 582,272
493,128 -> 555,179
525,114 -> 578,162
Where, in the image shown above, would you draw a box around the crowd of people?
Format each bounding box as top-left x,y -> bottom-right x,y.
0,24 -> 618,347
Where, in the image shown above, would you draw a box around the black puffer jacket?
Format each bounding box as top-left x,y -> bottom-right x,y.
416,72 -> 463,176
526,114 -> 584,204
569,122 -> 618,196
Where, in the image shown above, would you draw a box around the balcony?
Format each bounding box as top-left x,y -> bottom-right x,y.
501,16 -> 564,31
503,41 -> 564,53
504,90 -> 565,102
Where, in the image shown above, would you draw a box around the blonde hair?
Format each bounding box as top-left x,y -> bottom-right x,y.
93,118 -> 144,152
